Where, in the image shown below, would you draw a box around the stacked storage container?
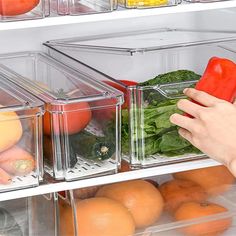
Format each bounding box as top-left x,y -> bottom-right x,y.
0,52 -> 123,181
0,194 -> 57,235
0,73 -> 44,192
57,169 -> 236,235
44,28 -> 236,169
0,0 -> 46,22
48,0 -> 116,16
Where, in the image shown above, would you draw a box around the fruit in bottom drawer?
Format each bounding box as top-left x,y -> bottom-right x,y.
96,180 -> 164,228
0,109 -> 23,153
174,201 -> 232,236
173,166 -> 236,196
60,197 -> 135,236
0,0 -> 40,16
59,199 -> 75,236
73,186 -> 100,199
159,179 -> 207,213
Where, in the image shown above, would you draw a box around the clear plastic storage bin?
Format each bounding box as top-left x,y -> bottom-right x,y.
57,167 -> 236,236
48,0 -> 115,16
0,74 -> 44,192
0,0 -> 45,22
118,0 -> 178,9
0,194 -> 57,236
44,28 -> 236,169
0,52 -> 123,181
183,0 -> 228,3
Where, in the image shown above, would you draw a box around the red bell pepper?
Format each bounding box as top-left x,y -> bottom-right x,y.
195,57 -> 236,103
104,80 -> 138,109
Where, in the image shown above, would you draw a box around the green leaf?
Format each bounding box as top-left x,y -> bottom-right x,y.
159,129 -> 191,153
139,70 -> 201,86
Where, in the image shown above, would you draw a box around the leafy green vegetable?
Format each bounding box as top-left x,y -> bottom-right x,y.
143,136 -> 161,156
141,70 -> 201,107
120,70 -> 201,159
159,130 -> 191,153
121,109 -> 130,154
139,70 -> 201,86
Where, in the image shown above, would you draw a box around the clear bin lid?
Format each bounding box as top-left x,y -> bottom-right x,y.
0,52 -> 123,112
46,28 -> 236,55
0,72 -> 44,114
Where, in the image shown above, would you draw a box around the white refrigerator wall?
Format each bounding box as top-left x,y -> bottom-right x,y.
0,8 -> 236,54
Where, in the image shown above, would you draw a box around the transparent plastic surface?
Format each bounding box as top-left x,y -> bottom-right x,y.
0,194 -> 56,236
184,0 -> 230,3
57,166 -> 236,236
0,74 -> 44,192
49,0 -> 115,16
0,0 -> 45,22
0,52 -> 123,181
220,41 -> 236,54
118,0 -> 177,9
44,29 -> 236,168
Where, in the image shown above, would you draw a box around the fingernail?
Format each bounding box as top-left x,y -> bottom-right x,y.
169,114 -> 176,123
183,88 -> 188,94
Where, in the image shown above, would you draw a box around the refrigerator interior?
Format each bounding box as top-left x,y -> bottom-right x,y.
0,6 -> 236,236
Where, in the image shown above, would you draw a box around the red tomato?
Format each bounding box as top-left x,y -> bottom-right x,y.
0,0 -> 40,16
90,98 -> 117,122
43,102 -> 92,136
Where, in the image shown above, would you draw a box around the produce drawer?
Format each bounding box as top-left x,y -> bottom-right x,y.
44,28 -> 236,169
0,52 -> 123,181
57,165 -> 236,236
0,74 -> 44,192
48,0 -> 115,16
0,0 -> 46,22
0,194 -> 56,236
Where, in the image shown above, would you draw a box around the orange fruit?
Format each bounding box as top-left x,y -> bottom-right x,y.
61,197 -> 135,236
0,109 -> 23,152
96,180 -> 164,228
173,166 -> 235,196
73,186 -> 100,199
159,179 -> 207,213
174,201 -> 232,236
59,199 -> 75,236
146,179 -> 159,188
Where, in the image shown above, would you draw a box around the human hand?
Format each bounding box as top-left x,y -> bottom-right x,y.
170,88 -> 236,176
